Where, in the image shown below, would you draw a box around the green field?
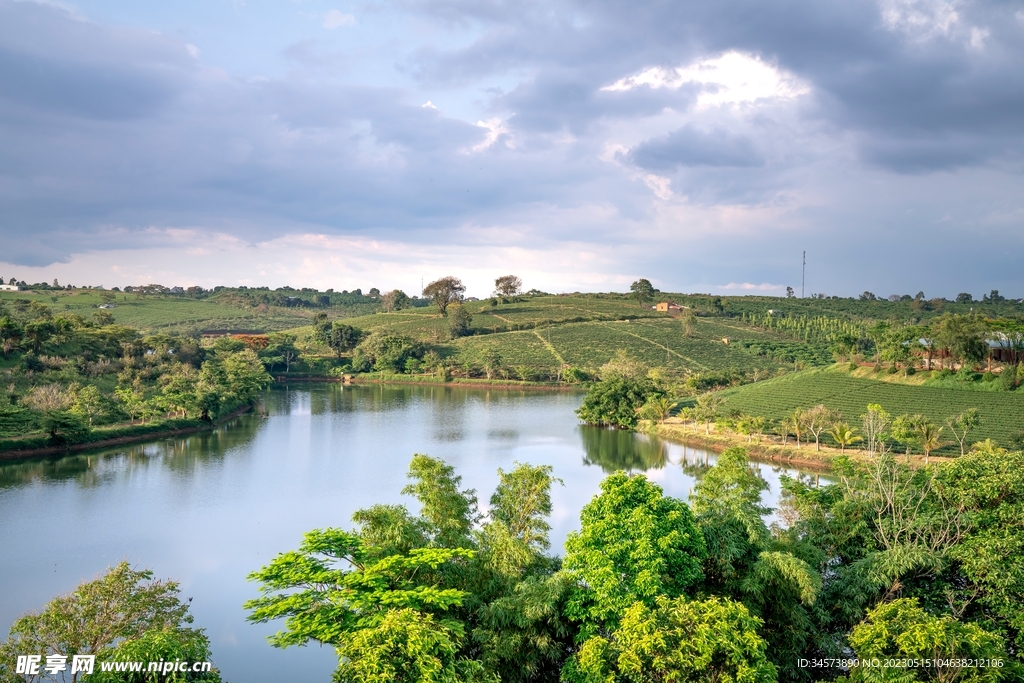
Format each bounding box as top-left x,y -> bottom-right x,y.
716,366 -> 1024,450
332,297 -> 808,376
0,290 -> 315,333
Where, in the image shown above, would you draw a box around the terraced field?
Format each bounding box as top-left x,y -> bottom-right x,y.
717,367 -> 1024,450
451,316 -> 798,376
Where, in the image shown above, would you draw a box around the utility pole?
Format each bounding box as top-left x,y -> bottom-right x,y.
801,251 -> 806,298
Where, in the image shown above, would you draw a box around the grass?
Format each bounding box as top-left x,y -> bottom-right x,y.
281,296 -> 830,377
715,365 -> 1024,450
0,290 -> 319,334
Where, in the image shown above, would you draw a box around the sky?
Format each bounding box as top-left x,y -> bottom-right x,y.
0,0 -> 1022,299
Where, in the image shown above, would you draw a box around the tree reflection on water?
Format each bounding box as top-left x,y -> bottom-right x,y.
579,425 -> 669,473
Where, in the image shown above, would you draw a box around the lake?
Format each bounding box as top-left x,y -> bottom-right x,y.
0,383 -> 827,682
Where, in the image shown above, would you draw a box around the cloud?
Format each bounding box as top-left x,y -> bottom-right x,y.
323,10 -> 355,29
602,52 -> 809,108
0,0 -> 1023,297
626,126 -> 764,170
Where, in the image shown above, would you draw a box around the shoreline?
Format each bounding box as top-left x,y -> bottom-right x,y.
0,405 -> 254,462
276,374 -> 579,391
650,421 -> 954,472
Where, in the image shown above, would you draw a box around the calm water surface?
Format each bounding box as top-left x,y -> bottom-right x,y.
0,384 -> 828,682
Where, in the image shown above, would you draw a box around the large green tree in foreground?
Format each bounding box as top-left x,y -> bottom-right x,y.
0,563 -> 221,683
246,448 -> 1024,683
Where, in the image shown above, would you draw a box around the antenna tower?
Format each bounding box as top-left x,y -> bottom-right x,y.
801,251 -> 806,298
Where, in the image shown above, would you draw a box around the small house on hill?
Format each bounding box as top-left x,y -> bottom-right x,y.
0,284 -> 20,291
654,301 -> 684,312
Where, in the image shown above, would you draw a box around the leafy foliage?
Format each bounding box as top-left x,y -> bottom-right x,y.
563,473 -> 706,638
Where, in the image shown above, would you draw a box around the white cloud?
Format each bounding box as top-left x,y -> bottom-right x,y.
601,52 -> 809,107
323,10 -> 355,29
642,174 -> 673,200
880,0 -> 960,38
469,117 -> 513,152
421,100 -> 438,109
969,26 -> 990,49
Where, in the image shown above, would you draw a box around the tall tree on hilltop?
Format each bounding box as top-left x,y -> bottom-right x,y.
493,275 -> 522,299
423,277 -> 466,317
629,279 -> 655,306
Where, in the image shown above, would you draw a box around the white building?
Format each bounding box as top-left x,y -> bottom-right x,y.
0,284 -> 20,291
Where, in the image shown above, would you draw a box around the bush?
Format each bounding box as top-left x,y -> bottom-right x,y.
42,410 -> 91,446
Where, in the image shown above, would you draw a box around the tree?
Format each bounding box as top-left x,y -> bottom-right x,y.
847,598 -> 1004,683
956,292 -> 974,304
380,289 -> 410,313
786,286 -> 795,298
261,333 -> 300,373
576,376 -> 660,430
693,392 -> 724,435
41,410 -> 90,446
0,316 -> 22,358
788,408 -> 806,448
946,409 -> 982,457
629,279 -> 655,306
861,403 -> 891,457
0,562 -> 219,683
311,312 -> 331,344
917,421 -> 945,464
931,314 -> 986,370
637,396 -> 674,424
448,304 -> 473,339
423,277 -> 466,317
328,324 -> 363,358
402,454 -> 478,548
562,596 -> 777,683
829,422 -> 863,453
70,385 -> 104,426
358,334 -> 423,373
493,275 -> 522,299
563,473 -> 705,638
804,404 -> 839,451
679,308 -> 696,338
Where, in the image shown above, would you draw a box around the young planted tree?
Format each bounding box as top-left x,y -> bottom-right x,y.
917,421 -> 946,464
861,404 -> 891,457
828,422 -> 862,453
422,276 -> 466,316
946,408 -> 982,456
694,392 -> 724,435
804,405 -> 839,451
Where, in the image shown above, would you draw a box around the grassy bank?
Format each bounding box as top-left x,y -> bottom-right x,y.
0,406 -> 252,460
650,420 -> 951,471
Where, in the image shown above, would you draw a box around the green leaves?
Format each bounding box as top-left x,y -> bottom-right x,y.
0,562 -> 212,680
848,598 -> 1005,683
563,596 -> 778,683
576,376 -> 661,430
244,530 -> 474,648
563,473 -> 706,637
